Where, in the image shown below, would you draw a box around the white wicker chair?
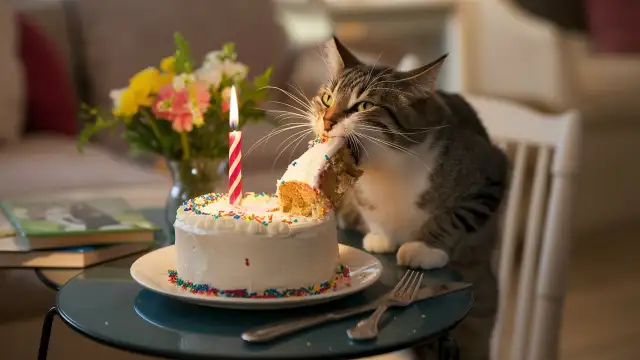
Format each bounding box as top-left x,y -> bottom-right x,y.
466,95 -> 581,360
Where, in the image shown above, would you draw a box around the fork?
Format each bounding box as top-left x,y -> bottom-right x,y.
347,269 -> 423,340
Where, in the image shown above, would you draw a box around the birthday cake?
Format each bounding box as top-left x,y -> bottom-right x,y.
171,136 -> 359,298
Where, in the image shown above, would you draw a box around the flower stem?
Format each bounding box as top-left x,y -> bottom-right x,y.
180,132 -> 190,160
141,108 -> 168,155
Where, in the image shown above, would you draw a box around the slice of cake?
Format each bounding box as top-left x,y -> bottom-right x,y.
277,136 -> 362,219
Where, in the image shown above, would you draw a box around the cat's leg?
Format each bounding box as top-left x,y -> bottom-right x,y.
362,232 -> 397,253
351,190 -> 396,253
396,242 -> 449,269
398,176 -> 506,270
361,220 -> 396,253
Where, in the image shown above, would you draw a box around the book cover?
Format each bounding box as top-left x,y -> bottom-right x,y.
0,243 -> 151,268
0,208 -> 15,237
0,198 -> 157,237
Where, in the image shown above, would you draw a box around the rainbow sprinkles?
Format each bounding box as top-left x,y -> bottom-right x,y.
168,265 -> 351,298
177,192 -> 323,229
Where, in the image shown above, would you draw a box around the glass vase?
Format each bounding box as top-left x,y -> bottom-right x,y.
165,158 -> 227,242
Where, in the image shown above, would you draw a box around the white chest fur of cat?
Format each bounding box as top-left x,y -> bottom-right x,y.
354,140 -> 450,269
356,142 -> 431,244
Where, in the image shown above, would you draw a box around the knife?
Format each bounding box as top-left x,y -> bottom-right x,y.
241,281 -> 471,342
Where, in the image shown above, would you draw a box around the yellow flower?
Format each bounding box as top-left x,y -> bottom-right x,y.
113,88 -> 139,117
160,56 -> 175,74
129,67 -> 160,98
154,73 -> 173,93
126,67 -> 173,108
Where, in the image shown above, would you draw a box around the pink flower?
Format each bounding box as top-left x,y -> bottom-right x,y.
221,87 -> 231,113
152,81 -> 210,132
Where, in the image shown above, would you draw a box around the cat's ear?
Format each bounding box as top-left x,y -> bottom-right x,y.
325,36 -> 361,74
401,53 -> 448,92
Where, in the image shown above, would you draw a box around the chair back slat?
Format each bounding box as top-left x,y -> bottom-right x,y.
510,146 -> 552,360
494,142 -> 528,350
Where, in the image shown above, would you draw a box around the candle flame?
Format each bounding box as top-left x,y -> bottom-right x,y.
229,86 -> 239,130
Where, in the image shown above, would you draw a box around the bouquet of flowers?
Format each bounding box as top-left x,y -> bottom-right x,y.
77,33 -> 272,161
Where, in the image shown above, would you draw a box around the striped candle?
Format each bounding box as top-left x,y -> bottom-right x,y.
228,86 -> 242,205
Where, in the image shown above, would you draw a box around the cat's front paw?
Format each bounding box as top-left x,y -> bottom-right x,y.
397,242 -> 449,269
363,233 -> 397,253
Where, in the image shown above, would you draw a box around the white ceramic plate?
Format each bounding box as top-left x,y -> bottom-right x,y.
130,244 -> 383,310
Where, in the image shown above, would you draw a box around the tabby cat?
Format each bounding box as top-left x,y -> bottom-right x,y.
310,38 -> 509,360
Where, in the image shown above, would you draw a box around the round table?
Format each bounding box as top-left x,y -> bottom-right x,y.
38,230 -> 473,360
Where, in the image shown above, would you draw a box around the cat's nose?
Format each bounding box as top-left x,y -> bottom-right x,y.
323,107 -> 338,131
323,118 -> 337,132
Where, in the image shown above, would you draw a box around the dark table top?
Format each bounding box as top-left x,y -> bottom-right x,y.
55,226 -> 473,360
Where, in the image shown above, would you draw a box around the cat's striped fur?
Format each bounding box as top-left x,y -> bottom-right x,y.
311,38 -> 509,360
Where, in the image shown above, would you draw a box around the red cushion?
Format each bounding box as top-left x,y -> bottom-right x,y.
18,14 -> 78,136
587,0 -> 640,54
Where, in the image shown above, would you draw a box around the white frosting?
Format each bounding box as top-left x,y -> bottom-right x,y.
173,193 -> 340,292
277,136 -> 345,190
175,193 -> 323,236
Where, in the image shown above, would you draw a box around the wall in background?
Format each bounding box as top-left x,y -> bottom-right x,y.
455,0 -> 640,236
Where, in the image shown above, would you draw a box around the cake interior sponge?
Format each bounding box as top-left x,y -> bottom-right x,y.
277,136 -> 362,219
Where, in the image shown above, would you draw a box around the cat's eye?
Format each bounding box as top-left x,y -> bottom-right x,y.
356,101 -> 374,112
321,93 -> 334,107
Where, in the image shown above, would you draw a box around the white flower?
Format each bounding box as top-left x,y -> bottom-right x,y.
109,88 -> 126,109
172,73 -> 197,90
194,59 -> 248,87
222,60 -> 248,80
203,51 -> 224,66
194,66 -> 223,87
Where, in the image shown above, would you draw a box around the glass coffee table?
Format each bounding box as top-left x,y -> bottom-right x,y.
37,228 -> 471,360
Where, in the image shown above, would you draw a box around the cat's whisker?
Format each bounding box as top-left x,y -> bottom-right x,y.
366,68 -> 392,88
288,83 -> 309,104
289,129 -> 314,163
356,124 -> 420,143
267,101 -> 312,118
348,131 -> 370,162
272,129 -> 314,169
275,128 -> 315,153
266,84 -> 312,110
262,86 -> 314,113
246,124 -> 312,156
259,108 -> 310,118
379,67 -> 434,83
266,111 -> 310,124
365,53 -> 383,85
355,123 -> 443,144
359,123 -> 451,132
356,123 -> 424,135
272,114 -> 311,125
317,47 -> 335,79
367,87 -> 411,97
344,131 -> 358,158
355,132 -> 431,170
358,133 -> 419,156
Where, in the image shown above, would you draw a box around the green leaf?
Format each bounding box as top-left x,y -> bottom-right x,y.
221,42 -> 237,61
173,32 -> 193,73
253,67 -> 272,90
76,104 -> 121,152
